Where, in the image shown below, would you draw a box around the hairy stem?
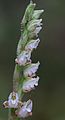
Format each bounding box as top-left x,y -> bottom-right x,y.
13,65 -> 20,92
8,109 -> 16,120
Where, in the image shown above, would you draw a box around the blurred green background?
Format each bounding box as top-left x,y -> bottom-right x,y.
0,0 -> 65,120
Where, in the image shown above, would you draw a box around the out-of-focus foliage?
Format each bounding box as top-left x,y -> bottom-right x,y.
0,0 -> 65,120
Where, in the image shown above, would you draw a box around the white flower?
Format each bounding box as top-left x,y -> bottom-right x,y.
15,51 -> 31,66
34,26 -> 42,36
16,99 -> 33,118
22,76 -> 39,92
32,10 -> 44,19
27,19 -> 42,32
24,61 -> 40,77
25,38 -> 40,51
3,92 -> 19,108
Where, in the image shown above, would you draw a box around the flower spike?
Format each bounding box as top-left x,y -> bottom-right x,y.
3,1 -> 44,119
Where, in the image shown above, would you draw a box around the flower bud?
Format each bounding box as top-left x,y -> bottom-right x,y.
22,76 -> 39,92
16,99 -> 33,118
21,2 -> 36,26
24,61 -> 40,77
25,38 -> 40,51
32,10 -> 44,19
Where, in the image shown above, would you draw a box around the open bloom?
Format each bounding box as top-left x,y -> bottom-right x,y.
15,51 -> 31,66
24,61 -> 40,77
3,92 -> 21,108
22,76 -> 39,92
16,99 -> 32,118
25,38 -> 40,51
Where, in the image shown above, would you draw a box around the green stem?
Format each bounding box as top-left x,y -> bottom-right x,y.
8,64 -> 24,120
8,109 -> 17,120
8,64 -> 21,120
13,64 -> 20,92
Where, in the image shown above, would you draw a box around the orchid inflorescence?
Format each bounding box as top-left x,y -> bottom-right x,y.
3,1 -> 44,119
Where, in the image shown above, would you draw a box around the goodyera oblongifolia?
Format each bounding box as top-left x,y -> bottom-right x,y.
3,1 -> 44,119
